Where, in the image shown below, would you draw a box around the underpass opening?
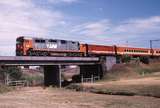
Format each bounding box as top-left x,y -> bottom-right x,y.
44,65 -> 61,87
79,64 -> 103,82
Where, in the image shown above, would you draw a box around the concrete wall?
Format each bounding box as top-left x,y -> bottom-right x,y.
100,56 -> 116,76
106,56 -> 117,71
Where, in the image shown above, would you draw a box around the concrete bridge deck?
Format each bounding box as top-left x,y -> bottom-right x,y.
0,56 -> 99,66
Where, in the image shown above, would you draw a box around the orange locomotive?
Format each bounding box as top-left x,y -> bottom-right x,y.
16,36 -> 160,57
16,37 -> 83,56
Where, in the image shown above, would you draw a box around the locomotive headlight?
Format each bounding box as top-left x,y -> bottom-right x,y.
26,45 -> 30,48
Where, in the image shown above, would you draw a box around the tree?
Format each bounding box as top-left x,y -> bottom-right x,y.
0,66 -> 22,81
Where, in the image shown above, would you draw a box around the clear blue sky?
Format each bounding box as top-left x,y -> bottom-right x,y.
0,0 -> 160,55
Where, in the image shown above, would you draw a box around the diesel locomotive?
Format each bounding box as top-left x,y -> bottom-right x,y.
16,37 -> 83,56
16,36 -> 160,57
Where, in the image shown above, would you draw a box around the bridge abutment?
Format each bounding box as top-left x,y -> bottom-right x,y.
100,56 -> 117,75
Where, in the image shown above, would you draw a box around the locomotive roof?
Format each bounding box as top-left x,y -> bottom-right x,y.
17,36 -> 79,42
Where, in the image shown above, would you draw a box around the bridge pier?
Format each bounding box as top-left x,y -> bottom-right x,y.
44,65 -> 61,87
100,56 -> 116,75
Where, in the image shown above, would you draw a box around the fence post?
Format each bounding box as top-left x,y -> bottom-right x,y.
91,74 -> 94,83
81,75 -> 83,83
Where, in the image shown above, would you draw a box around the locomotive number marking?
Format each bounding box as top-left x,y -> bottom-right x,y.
46,44 -> 57,49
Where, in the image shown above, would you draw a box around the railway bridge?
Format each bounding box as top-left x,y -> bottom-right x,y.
0,56 -> 116,87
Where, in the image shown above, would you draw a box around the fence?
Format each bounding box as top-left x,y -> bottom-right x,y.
81,75 -> 100,83
6,80 -> 28,87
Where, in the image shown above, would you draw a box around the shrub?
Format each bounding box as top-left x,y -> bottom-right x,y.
121,55 -> 131,63
0,66 -> 22,81
140,56 -> 149,64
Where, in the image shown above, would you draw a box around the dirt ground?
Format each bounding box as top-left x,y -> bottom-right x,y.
0,87 -> 159,108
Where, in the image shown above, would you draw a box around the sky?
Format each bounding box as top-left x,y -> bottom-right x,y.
0,0 -> 160,55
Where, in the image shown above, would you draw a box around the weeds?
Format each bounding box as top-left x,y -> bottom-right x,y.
0,85 -> 15,93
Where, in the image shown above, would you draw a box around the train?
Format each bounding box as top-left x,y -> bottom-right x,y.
16,36 -> 160,57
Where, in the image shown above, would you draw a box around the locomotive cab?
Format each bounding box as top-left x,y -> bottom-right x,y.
16,37 -> 24,56
16,37 -> 33,56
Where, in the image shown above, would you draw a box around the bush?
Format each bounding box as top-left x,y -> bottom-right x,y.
0,66 -> 22,81
140,56 -> 149,64
121,55 -> 131,63
22,75 -> 44,86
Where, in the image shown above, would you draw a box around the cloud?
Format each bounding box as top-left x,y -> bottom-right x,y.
108,16 -> 160,47
71,20 -> 111,36
68,16 -> 160,47
113,16 -> 160,34
0,0 -> 64,55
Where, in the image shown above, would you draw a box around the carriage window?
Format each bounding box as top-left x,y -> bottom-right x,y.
61,40 -> 66,44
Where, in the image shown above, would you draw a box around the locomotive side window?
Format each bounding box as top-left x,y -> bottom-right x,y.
72,42 -> 75,44
61,40 -> 66,44
35,39 -> 45,43
35,40 -> 40,43
49,39 -> 57,43
41,40 -> 45,43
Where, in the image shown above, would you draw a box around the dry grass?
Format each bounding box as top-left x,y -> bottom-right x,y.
72,74 -> 160,98
0,85 -> 15,94
67,62 -> 160,98
0,87 -> 160,108
103,62 -> 160,81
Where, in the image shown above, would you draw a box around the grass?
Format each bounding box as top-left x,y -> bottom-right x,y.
67,62 -> 160,98
67,84 -> 160,98
22,75 -> 44,86
0,85 -> 15,93
103,62 -> 160,81
90,85 -> 160,98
